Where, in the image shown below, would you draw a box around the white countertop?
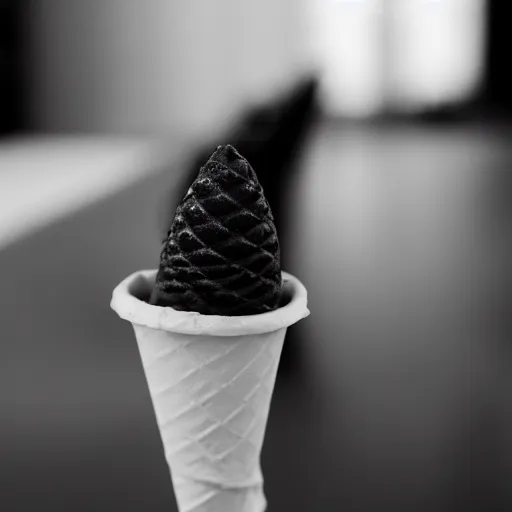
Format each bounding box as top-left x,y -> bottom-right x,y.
0,136 -> 174,250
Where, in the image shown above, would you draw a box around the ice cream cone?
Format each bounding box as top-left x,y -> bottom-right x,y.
111,269 -> 309,512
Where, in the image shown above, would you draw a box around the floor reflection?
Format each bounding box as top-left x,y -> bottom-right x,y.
275,120 -> 512,510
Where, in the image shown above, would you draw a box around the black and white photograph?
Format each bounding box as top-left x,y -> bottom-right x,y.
1,1 -> 511,511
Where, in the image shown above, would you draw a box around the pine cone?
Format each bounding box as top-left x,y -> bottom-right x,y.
151,145 -> 282,316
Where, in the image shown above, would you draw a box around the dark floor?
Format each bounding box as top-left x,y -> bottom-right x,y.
2,120 -> 512,511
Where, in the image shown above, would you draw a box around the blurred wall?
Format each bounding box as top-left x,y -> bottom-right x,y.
27,0 -> 311,137
0,1 -> 25,134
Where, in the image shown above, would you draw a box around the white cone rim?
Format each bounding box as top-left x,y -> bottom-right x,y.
111,269 -> 309,336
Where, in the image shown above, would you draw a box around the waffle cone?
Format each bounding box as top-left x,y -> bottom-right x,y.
111,269 -> 309,512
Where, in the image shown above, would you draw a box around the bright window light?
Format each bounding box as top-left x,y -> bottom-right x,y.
309,0 -> 486,117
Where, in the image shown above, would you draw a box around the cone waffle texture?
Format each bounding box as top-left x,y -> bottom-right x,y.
133,323 -> 284,512
152,145 -> 282,316
111,270 -> 309,512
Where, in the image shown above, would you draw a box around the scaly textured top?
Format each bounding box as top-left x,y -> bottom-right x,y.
151,145 -> 282,316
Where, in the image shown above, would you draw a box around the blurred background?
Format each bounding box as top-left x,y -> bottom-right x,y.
2,1 -> 512,510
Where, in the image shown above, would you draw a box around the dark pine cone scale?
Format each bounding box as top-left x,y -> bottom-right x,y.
151,144 -> 282,316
